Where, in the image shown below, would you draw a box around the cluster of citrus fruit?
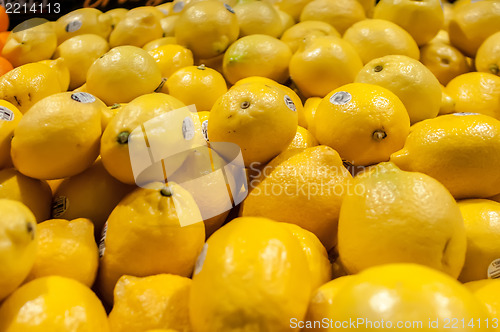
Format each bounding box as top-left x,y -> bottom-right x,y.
0,0 -> 500,330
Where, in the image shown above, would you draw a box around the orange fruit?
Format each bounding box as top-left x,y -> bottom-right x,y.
0,56 -> 12,76
0,6 -> 9,33
0,31 -> 10,53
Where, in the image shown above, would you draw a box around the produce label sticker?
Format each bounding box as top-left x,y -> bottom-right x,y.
202,119 -> 209,142
99,222 -> 108,258
182,116 -> 195,140
284,95 -> 296,112
0,107 -> 14,121
224,3 -> 235,13
330,91 -> 352,105
173,1 -> 184,12
194,243 -> 208,275
71,92 -> 96,104
52,196 -> 68,218
453,112 -> 480,116
488,258 -> 500,279
65,19 -> 82,33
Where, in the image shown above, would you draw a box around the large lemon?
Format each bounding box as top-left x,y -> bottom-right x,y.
109,7 -> 164,48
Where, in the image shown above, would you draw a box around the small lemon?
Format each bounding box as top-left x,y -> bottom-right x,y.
290,36 -> 363,98
0,199 -> 37,301
0,101 -> 22,169
280,20 -> 340,53
465,279 -> 500,321
102,7 -> 128,29
97,182 -> 205,304
108,274 -> 192,332
86,46 -> 162,105
175,1 -> 239,59
313,83 -> 410,166
148,44 -> 194,78
420,41 -> 471,85
190,216 -> 311,332
356,55 -> 442,123
234,0 -> 283,38
343,19 -> 420,64
287,126 -> 318,150
391,113 -> 500,199
109,7 -> 164,48
11,92 -> 104,180
38,58 -> 71,92
0,276 -> 109,331
208,82 -> 298,166
143,36 -> 177,52
54,8 -> 112,44
476,31 -> 500,77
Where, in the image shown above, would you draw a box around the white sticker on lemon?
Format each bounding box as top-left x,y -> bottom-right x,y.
488,258 -> 500,279
99,221 -> 108,258
330,91 -> 352,105
453,112 -> 480,116
52,196 -> 68,218
194,243 -> 208,275
0,106 -> 14,121
71,92 -> 96,104
173,1 -> 185,12
284,95 -> 296,112
65,20 -> 82,33
202,119 -> 209,142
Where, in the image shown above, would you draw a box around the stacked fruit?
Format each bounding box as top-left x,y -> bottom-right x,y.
0,0 -> 500,331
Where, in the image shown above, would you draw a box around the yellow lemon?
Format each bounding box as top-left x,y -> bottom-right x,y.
54,34 -> 110,90
277,8 -> 295,32
54,8 -> 112,44
102,8 -> 128,29
175,1 -> 239,59
0,276 -> 109,331
290,36 -> 363,98
52,159 -> 135,239
303,97 -> 321,130
0,199 -> 37,301
313,83 -> 410,166
97,182 -> 205,304
457,199 -> 500,283
165,65 -> 227,112
109,7 -> 164,48
343,18 -> 420,65
338,162 -> 466,277
86,46 -> 162,105
356,55 -> 442,124
391,114 -> 500,199
357,0 -> 376,17
280,21 -> 340,53
476,31 -> 500,77
101,102 -> 127,131
373,0 -> 444,46
108,274 -> 192,332
0,168 -> 52,222
234,0 -> 283,38
1,18 -> 57,67
11,92 -> 104,180
448,0 -> 500,58
444,72 -> 500,119
208,82 -> 298,166
190,216 -> 311,331
305,264 -> 491,331
148,44 -> 194,79
0,62 -> 63,114
420,41 -> 471,85
222,34 -> 292,84
241,146 -> 352,250
429,29 -> 450,44
281,223 -> 332,291
0,101 -> 22,169
159,16 -> 179,37
439,84 -> 456,115
26,218 -> 98,287
100,93 -> 186,185
143,36 -> 177,52
465,279 -> 500,321
266,0 -> 311,21
287,126 -> 318,149
38,58 -> 70,92
300,0 -> 366,35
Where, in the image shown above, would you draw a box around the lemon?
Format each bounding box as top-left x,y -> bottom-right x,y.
281,223 -> 332,291
160,16 -> 179,37
108,274 -> 192,332
439,84 -> 456,115
234,0 -> 283,38
391,114 -> 500,199
101,102 -> 126,131
339,162 -> 466,277
208,82 -> 298,166
305,264 -> 491,331
26,218 -> 98,287
280,21 -> 340,53
148,44 -> 194,79
0,101 -> 22,169
0,199 -> 37,301
109,7 -> 164,48
287,126 -> 318,150
54,8 -> 112,44
0,62 -> 63,114
241,146 -> 352,250
38,58 -> 71,92
300,0 -> 366,35
448,0 -> 500,58
143,37 -> 177,52
445,72 -> 500,119
1,18 -> 57,67
343,19 -> 420,65
53,159 -> 135,239
266,0 -> 311,21
175,1 -> 239,59
303,97 -> 321,130
373,0 -> 444,46
429,29 -> 450,44
420,41 -> 471,85
290,36 -> 363,98
86,46 -> 162,105
53,34 -> 109,91
357,0 -> 376,17
11,92 -> 104,180
98,182 -> 205,304
100,93 -> 187,185
277,8 -> 295,32
222,34 -> 292,85
190,216 -> 311,331
476,31 -> 500,77
356,55 -> 442,124
313,83 -> 410,166
457,199 -> 500,283
465,279 -> 500,321
102,7 -> 128,29
0,276 -> 109,331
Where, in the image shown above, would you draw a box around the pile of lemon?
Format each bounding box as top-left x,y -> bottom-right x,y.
0,0 -> 500,330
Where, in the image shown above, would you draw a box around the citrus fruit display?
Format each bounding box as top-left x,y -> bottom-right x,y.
0,1 -> 499,329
